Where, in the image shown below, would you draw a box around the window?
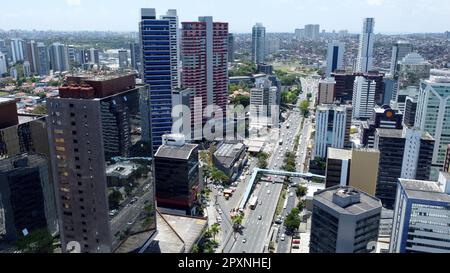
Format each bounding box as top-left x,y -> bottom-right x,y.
54,129 -> 64,134
56,146 -> 66,152
72,131 -> 77,135
70,113 -> 75,117
55,138 -> 65,143
71,122 -> 76,126
69,104 -> 74,108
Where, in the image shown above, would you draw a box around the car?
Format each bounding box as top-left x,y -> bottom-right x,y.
258,215 -> 262,220
127,220 -> 134,225
290,192 -> 294,197
281,234 -> 286,241
259,201 -> 262,205
218,208 -> 223,214
267,190 -> 271,195
242,238 -> 247,243
266,183 -> 269,187
217,217 -> 222,223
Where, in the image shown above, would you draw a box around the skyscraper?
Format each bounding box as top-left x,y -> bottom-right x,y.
118,49 -> 129,69
36,42 -> 50,76
356,18 -> 375,73
250,77 -> 280,128
160,9 -> 180,89
317,77 -> 336,105
326,41 -> 345,77
389,41 -> 412,77
374,127 -> 434,209
181,16 -> 229,136
252,23 -> 266,64
9,38 -> 25,64
49,43 -> 70,73
352,76 -> 376,120
129,42 -> 141,71
310,186 -> 382,253
140,8 -> 180,151
390,177 -> 450,253
25,40 -> 38,75
47,74 -> 156,253
305,24 -> 320,40
0,52 -> 6,75
314,104 -> 352,159
415,77 -> 450,179
398,52 -> 431,89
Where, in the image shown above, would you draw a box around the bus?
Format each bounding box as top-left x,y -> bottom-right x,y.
249,196 -> 258,210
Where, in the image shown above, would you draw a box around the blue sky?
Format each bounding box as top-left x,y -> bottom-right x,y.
1,0 -> 449,33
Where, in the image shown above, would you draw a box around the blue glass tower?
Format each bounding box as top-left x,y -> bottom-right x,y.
139,8 -> 179,152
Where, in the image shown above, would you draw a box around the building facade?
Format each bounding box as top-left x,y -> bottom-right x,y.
326,41 -> 345,77
356,18 -> 375,73
252,23 -> 266,64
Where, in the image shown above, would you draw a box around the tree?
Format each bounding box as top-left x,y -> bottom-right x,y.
210,224 -> 221,241
211,168 -> 229,185
299,100 -> 310,117
297,200 -> 306,211
30,104 -> 47,115
231,94 -> 250,108
257,152 -> 269,169
233,214 -> 244,232
16,229 -> 55,253
284,208 -> 301,232
296,185 -> 308,198
192,244 -> 200,253
108,190 -> 123,209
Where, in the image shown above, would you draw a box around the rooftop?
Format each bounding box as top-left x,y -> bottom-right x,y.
327,148 -> 352,161
314,186 -> 382,215
155,143 -> 198,160
399,178 -> 450,203
162,214 -> 208,253
214,142 -> 246,168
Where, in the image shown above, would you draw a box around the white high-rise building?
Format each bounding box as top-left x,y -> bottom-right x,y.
0,52 -> 7,75
161,9 -> 180,89
250,78 -> 279,128
10,38 -> 25,63
49,43 -> 70,73
314,104 -> 352,158
415,77 -> 450,179
326,41 -> 345,77
252,23 -> 266,64
352,76 -> 376,119
356,18 -> 375,73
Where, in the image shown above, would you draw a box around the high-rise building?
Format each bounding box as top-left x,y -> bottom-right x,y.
403,92 -> 419,128
310,186 -> 382,253
304,24 -> 320,40
398,52 -> 431,89
390,177 -> 450,253
356,18 -> 375,73
49,43 -> 70,73
87,48 -> 100,65
0,98 -> 58,249
446,31 -> 450,39
325,148 -> 380,196
252,23 -> 266,64
36,42 -> 50,76
294,28 -> 305,40
181,16 -> 229,136
140,8 -> 180,151
415,77 -> 450,180
160,9 -> 180,89
374,127 -> 434,209
250,77 -> 280,128
23,61 -> 31,77
361,105 -> 403,148
47,74 -> 156,253
0,52 -> 7,75
326,41 -> 345,77
9,38 -> 25,64
154,134 -> 200,216
129,42 -> 141,71
331,70 -> 356,103
314,104 -> 352,159
228,33 -> 235,63
317,78 -> 336,105
389,41 -> 413,77
67,45 -> 77,63
118,49 -> 129,69
25,40 -> 39,75
352,76 -> 376,120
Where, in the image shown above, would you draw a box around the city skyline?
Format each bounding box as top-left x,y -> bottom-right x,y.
1,0 -> 450,34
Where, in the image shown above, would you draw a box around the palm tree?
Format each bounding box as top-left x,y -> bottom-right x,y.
210,224 -> 221,241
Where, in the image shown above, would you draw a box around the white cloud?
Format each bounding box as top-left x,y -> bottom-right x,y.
66,0 -> 81,6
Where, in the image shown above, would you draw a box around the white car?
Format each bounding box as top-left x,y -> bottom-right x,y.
281,234 -> 286,241
267,190 -> 271,195
218,208 -> 223,214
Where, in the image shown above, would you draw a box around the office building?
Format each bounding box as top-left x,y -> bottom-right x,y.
154,134 -> 200,216
257,63 -> 273,75
310,186 -> 382,253
325,148 -> 379,196
356,18 -> 375,73
171,88 -> 194,139
67,45 -> 77,63
213,141 -> 247,180
415,77 -> 450,179
87,48 -> 100,65
389,41 -> 413,77
398,52 -> 431,89
331,70 -> 356,103
326,41 -> 345,77
252,23 -> 266,64
0,98 -> 58,249
228,33 -> 235,63
36,42 -> 50,76
118,49 -> 129,69
403,92 -> 419,128
47,74 -> 156,253
305,24 -> 320,40
249,78 -> 280,128
49,43 -> 70,73
314,104 -> 352,159
0,52 -> 6,75
295,28 -> 305,40
181,16 -> 229,134
390,177 -> 450,253
25,40 -> 39,75
10,38 -> 25,64
160,9 -> 180,89
23,61 -> 31,78
352,76 -> 376,120
383,77 -> 397,105
129,42 -> 141,71
374,128 -> 434,209
140,9 -> 180,151
361,105 -> 403,148
318,78 -> 336,105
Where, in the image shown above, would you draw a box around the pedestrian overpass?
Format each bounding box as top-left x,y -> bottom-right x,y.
238,168 -> 325,210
